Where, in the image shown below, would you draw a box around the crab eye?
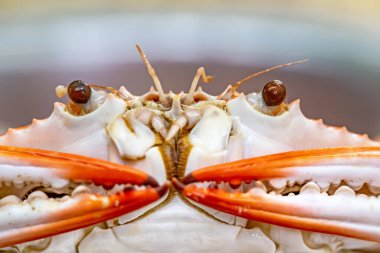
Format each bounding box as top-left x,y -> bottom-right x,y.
262,80 -> 286,106
68,80 -> 91,104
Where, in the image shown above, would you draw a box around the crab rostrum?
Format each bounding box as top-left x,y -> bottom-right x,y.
0,46 -> 379,253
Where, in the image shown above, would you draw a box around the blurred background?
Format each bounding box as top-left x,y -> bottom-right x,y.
0,0 -> 379,138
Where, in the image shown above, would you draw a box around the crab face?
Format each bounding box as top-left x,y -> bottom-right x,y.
0,47 -> 379,253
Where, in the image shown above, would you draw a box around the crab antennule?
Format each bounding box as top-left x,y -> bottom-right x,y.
135,44 -> 167,104
0,183 -> 168,247
177,147 -> 380,242
0,145 -> 168,247
182,146 -> 380,184
0,146 -> 158,187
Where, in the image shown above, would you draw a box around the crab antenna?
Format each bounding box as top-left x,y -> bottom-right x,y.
231,59 -> 309,91
184,67 -> 214,104
136,45 -> 167,103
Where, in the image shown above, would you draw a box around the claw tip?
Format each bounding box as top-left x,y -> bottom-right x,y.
182,174 -> 197,185
145,175 -> 159,187
172,178 -> 185,192
156,182 -> 169,196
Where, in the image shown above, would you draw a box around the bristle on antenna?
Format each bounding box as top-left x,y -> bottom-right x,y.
231,59 -> 308,91
136,45 -> 167,103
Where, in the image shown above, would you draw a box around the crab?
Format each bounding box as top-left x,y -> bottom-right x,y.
0,46 -> 379,253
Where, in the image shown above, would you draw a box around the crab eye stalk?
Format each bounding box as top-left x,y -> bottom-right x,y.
68,80 -> 91,104
262,80 -> 286,106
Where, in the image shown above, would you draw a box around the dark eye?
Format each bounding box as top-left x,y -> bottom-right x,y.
262,80 -> 286,106
68,80 -> 91,104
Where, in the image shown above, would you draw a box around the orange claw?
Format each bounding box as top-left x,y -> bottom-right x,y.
183,146 -> 380,184
177,146 -> 380,242
0,146 -> 158,187
0,146 -> 168,247
0,184 -> 168,248
173,179 -> 380,242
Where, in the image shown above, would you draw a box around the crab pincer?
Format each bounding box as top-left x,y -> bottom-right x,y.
174,147 -> 380,242
0,146 -> 168,247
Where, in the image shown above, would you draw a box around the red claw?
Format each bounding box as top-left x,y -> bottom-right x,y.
0,146 -> 168,247
177,147 -> 380,242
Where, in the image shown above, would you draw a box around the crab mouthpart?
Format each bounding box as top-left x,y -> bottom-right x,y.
176,147 -> 380,242
0,146 -> 167,247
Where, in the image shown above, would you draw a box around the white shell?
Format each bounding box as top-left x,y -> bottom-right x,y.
107,113 -> 155,159
0,94 -> 126,160
227,94 -> 377,156
1,87 -> 380,253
